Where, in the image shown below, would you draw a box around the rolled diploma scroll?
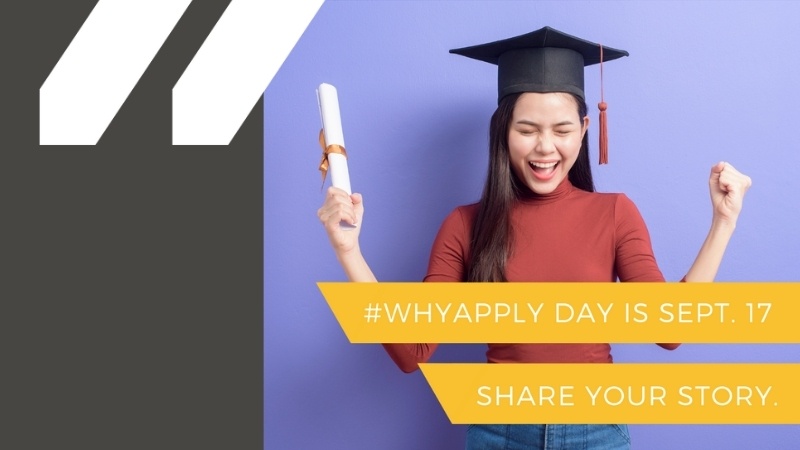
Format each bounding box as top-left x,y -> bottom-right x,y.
317,83 -> 352,195
317,83 -> 355,229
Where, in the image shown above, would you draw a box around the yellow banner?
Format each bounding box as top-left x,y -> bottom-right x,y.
318,282 -> 799,343
419,363 -> 800,424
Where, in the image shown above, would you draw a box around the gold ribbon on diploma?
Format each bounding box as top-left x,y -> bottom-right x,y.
318,129 -> 347,187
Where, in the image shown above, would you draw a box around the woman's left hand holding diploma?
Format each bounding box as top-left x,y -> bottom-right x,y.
318,187 -> 364,258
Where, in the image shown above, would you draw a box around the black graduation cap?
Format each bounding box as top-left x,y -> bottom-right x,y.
449,26 -> 629,164
449,26 -> 628,103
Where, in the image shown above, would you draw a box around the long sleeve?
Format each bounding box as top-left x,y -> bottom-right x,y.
423,206 -> 472,282
613,194 -> 664,283
382,207 -> 473,373
613,194 -> 680,350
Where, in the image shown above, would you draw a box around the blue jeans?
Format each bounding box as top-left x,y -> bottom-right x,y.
466,424 -> 631,450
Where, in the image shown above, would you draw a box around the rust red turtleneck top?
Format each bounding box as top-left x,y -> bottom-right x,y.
383,178 -> 680,373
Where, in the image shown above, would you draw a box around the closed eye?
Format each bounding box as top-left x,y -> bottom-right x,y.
515,127 -> 538,135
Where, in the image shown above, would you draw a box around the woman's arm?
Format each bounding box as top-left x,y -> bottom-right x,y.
683,162 -> 752,282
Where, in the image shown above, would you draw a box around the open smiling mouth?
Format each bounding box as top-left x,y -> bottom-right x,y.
529,161 -> 559,179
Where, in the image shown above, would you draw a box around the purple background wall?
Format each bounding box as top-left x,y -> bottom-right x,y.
265,1 -> 800,449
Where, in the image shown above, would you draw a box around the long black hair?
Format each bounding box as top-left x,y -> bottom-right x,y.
465,92 -> 594,282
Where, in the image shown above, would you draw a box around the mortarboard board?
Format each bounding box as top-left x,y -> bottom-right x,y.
450,26 -> 628,164
449,26 -> 628,102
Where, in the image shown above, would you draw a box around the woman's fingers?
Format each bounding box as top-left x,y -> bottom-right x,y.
720,163 -> 752,192
708,162 -> 752,223
350,193 -> 364,224
318,187 -> 356,225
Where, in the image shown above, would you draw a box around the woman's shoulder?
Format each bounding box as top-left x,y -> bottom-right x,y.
569,190 -> 645,222
571,188 -> 634,206
442,202 -> 479,229
452,201 -> 480,215
430,203 -> 479,248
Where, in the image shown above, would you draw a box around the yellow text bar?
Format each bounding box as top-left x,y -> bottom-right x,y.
318,282 -> 800,343
419,363 -> 800,424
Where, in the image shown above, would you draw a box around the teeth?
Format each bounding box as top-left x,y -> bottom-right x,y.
530,161 -> 558,169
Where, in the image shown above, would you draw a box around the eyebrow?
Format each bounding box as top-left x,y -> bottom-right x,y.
515,120 -> 576,127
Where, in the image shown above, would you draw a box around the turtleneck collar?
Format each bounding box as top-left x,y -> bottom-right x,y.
517,177 -> 576,205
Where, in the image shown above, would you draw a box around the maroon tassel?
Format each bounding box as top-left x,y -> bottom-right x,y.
598,44 -> 609,165
598,101 -> 608,164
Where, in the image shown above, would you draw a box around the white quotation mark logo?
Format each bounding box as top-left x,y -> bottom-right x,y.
39,0 -> 323,145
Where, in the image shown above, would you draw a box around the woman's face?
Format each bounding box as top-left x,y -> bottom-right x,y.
508,92 -> 588,194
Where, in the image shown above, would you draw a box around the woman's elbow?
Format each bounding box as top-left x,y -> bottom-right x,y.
657,343 -> 681,350
397,362 -> 422,374
382,343 -> 436,374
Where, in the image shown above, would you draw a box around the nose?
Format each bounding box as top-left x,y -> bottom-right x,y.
535,131 -> 556,154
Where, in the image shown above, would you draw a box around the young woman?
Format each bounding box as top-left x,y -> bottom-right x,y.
317,27 -> 751,450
